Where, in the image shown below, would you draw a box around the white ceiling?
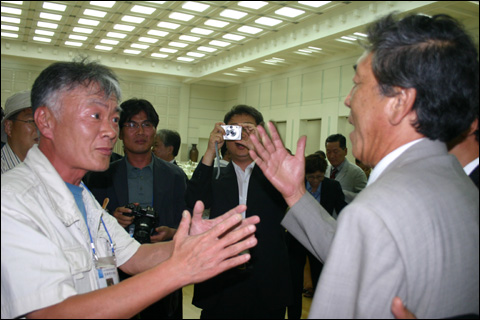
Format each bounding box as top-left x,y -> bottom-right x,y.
1,1 -> 479,85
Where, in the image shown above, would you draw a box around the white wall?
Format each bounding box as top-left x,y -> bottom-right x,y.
2,51 -> 361,163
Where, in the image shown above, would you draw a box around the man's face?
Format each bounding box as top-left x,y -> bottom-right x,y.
344,52 -> 390,167
5,108 -> 39,152
326,141 -> 347,168
152,136 -> 172,161
120,111 -> 156,156
306,170 -> 325,190
48,84 -> 119,174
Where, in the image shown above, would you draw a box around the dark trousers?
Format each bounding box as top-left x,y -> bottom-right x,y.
200,305 -> 285,319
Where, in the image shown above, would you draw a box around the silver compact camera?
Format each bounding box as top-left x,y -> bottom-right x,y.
221,125 -> 242,140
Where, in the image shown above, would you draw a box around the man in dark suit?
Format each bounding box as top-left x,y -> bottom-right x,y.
186,105 -> 292,319
287,153 -> 347,319
84,98 -> 186,319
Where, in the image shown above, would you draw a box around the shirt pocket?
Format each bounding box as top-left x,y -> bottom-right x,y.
64,246 -> 93,280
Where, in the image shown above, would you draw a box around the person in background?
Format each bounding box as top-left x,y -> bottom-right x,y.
1,107 -> 5,149
325,133 -> 367,203
84,98 -> 187,319
0,58 -> 260,319
249,13 -> 478,318
1,90 -> 39,173
186,104 -> 292,319
153,129 -> 181,165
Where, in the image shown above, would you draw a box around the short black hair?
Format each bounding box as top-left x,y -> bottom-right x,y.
305,154 -> 328,174
362,13 -> 478,142
224,104 -> 264,126
119,98 -> 159,128
156,129 -> 181,157
325,134 -> 347,149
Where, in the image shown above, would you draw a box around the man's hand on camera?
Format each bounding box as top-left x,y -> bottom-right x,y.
113,206 -> 135,228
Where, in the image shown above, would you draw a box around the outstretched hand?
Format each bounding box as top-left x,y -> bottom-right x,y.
169,201 -> 260,285
391,297 -> 416,319
249,121 -> 307,207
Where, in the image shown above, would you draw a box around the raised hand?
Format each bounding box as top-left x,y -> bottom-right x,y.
249,121 -> 307,207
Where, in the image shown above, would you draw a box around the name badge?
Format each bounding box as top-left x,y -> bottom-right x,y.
95,255 -> 119,289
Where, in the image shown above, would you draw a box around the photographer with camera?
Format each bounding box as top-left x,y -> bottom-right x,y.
84,98 -> 187,319
185,105 -> 292,318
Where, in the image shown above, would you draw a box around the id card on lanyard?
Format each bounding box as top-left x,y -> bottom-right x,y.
88,216 -> 120,289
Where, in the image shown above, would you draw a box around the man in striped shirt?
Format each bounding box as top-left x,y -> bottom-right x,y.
1,90 -> 39,174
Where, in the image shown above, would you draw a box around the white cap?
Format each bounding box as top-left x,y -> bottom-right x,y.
1,90 -> 32,143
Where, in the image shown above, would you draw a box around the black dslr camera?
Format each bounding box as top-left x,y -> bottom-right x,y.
124,203 -> 158,244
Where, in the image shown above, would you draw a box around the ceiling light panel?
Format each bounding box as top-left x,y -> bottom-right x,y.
169,12 -> 194,21
275,7 -> 305,18
220,9 -> 247,20
182,2 -> 210,12
43,2 -> 66,12
238,1 -> 268,10
130,5 -> 156,15
90,1 -> 115,9
83,9 -> 107,18
255,17 -> 282,26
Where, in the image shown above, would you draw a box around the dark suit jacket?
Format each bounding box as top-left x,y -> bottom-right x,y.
84,155 -> 187,229
186,161 -> 292,311
319,177 -> 348,216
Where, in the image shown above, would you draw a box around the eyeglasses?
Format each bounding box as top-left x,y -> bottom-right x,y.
306,174 -> 324,181
122,121 -> 154,130
13,119 -> 36,127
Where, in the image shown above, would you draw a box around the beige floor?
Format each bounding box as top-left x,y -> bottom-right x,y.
182,284 -> 312,319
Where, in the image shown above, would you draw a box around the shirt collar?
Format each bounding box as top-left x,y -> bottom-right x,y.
464,157 -> 479,175
367,138 -> 425,186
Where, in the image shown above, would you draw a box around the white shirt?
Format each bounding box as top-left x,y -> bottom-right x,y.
1,145 -> 140,319
464,157 -> 479,175
232,161 -> 255,219
368,138 -> 425,186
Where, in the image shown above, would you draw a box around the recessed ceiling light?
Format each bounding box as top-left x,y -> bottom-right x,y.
124,49 -> 141,54
169,12 -> 194,21
160,48 -> 178,53
182,1 -> 209,12
106,31 -> 126,39
1,31 -> 18,38
205,19 -> 229,28
72,27 -> 93,34
178,57 -> 194,62
223,73 -> 238,76
39,12 -> 62,21
198,46 -> 217,52
223,34 -> 245,41
33,36 -> 51,43
209,40 -> 230,47
131,5 -> 156,15
90,1 -> 115,8
191,27 -> 213,35
179,35 -> 200,42
298,49 -> 312,53
83,9 -> 107,18
147,29 -> 168,37
131,43 -> 149,49
1,25 -> 19,31
298,1 -> 331,8
100,39 -> 118,45
354,32 -> 367,37
1,6 -> 21,15
69,35 -> 87,41
114,24 -> 135,32
37,21 -> 57,29
187,52 -> 205,57
122,15 -> 144,24
65,41 -> 82,47
43,2 -> 67,12
78,18 -> 99,26
151,53 -> 168,58
95,45 -> 113,51
138,37 -> 158,43
35,29 -> 54,36
169,41 -> 188,48
255,17 -> 282,26
2,16 -> 21,24
237,26 -> 262,34
275,7 -> 305,18
341,36 -> 356,41
238,1 -> 268,10
158,21 -> 180,29
220,9 -> 247,20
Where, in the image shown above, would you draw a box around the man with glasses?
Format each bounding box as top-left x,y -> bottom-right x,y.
84,98 -> 187,319
1,90 -> 39,174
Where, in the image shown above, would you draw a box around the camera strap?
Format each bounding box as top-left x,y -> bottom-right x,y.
215,141 -> 221,179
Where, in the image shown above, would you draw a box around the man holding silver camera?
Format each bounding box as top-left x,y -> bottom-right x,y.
84,98 -> 187,319
186,105 -> 292,318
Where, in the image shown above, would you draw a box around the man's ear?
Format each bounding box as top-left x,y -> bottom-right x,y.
4,119 -> 13,138
34,106 -> 55,140
167,145 -> 174,156
387,87 -> 417,126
